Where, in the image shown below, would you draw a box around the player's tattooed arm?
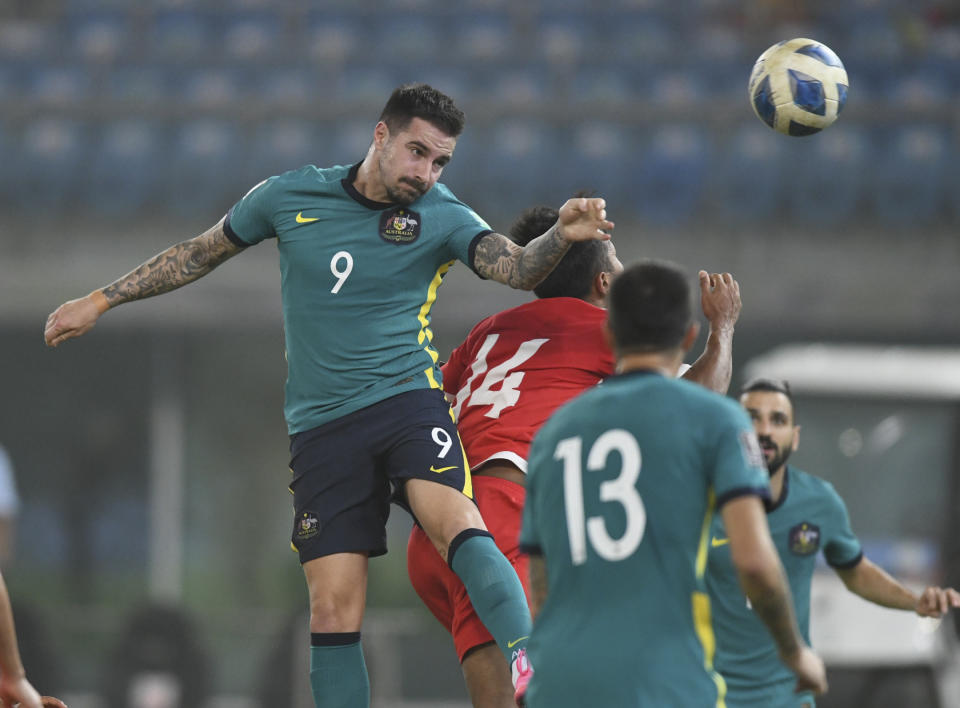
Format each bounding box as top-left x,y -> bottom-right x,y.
44,217 -> 244,347
473,228 -> 571,290
528,555 -> 549,620
102,218 -> 243,307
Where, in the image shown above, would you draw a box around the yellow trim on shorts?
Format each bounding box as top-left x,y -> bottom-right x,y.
693,487 -> 726,706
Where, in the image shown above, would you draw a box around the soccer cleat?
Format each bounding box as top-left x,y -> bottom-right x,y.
511,648 -> 532,706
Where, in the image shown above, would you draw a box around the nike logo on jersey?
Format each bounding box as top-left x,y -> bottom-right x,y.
430,465 -> 457,474
711,536 -> 730,548
296,212 -> 319,223
507,636 -> 529,648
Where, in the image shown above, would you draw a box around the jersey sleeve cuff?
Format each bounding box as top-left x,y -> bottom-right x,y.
223,207 -> 251,248
519,542 -> 542,556
716,486 -> 774,512
828,551 -> 863,570
467,230 -> 495,278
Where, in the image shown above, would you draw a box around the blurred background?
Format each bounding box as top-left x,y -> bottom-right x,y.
0,0 -> 958,706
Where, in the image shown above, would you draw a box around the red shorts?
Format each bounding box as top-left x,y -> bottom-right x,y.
406,474 -> 529,662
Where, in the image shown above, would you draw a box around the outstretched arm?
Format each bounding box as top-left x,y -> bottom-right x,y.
44,218 -> 244,347
836,557 -> 960,618
681,271 -> 741,394
723,495 -> 828,697
473,198 -> 614,290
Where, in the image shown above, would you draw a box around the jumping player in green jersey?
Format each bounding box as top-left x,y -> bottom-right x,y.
519,261 -> 827,707
707,378 -> 960,708
44,83 -> 614,708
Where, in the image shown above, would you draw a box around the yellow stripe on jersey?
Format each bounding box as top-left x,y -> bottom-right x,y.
693,591 -> 727,708
417,260 -> 454,365
696,488 -> 716,580
424,366 -> 441,390
693,487 -> 726,706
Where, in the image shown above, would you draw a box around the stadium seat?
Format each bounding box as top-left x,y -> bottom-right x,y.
786,126 -> 869,227
164,120 -> 244,219
222,11 -> 284,64
632,125 -> 710,224
145,10 -> 213,64
27,64 -> 93,107
178,67 -> 246,111
0,19 -> 58,67
449,12 -> 515,67
67,11 -> 130,65
370,15 -> 447,66
710,124 -> 785,222
104,64 -> 171,109
870,126 -> 947,225
562,120 -> 638,206
301,12 -> 363,66
243,119 -> 326,186
86,120 -> 165,217
15,118 -> 88,217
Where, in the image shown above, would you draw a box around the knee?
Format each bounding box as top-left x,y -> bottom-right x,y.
309,592 -> 364,633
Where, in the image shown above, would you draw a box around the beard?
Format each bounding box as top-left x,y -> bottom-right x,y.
757,436 -> 792,475
384,178 -> 426,206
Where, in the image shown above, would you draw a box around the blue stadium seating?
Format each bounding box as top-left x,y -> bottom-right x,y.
632,125 -> 710,224
15,118 -> 89,217
786,126 -> 869,227
164,120 -> 245,218
870,126 -> 947,225
711,124 -> 785,222
86,120 -> 166,216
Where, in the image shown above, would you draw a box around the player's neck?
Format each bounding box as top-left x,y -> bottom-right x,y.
769,466 -> 787,503
616,353 -> 682,378
353,153 -> 390,203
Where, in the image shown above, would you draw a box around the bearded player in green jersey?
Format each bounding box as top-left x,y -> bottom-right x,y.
707,378 -> 960,707
519,260 -> 827,707
44,83 -> 614,708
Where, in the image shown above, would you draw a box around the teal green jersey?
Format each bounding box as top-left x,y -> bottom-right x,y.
224,163 -> 491,434
519,371 -> 770,708
706,466 -> 862,707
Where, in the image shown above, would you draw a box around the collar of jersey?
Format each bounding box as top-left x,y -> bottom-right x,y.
342,162 -> 400,211
768,466 -> 791,513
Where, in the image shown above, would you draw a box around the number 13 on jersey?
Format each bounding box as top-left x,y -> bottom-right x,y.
554,430 -> 647,565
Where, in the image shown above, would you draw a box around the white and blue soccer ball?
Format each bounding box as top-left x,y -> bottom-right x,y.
748,38 -> 849,137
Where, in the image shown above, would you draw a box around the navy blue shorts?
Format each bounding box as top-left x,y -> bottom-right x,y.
288,388 -> 473,564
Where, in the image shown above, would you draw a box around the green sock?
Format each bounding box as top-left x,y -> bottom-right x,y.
448,530 -> 532,662
309,633 -> 370,708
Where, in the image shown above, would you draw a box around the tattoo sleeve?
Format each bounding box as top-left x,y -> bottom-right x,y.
742,572 -> 802,658
101,221 -> 244,307
473,227 -> 571,290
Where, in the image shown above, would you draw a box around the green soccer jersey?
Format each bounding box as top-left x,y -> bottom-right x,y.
519,371 -> 771,708
224,163 -> 491,434
706,466 -> 863,708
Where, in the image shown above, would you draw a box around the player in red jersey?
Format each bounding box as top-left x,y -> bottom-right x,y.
407,204 -> 743,707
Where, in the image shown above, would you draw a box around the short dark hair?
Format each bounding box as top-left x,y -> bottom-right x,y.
508,202 -> 613,300
378,83 -> 465,138
740,378 -> 794,403
607,260 -> 692,353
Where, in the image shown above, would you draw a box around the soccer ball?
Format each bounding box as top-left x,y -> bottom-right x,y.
748,38 -> 849,136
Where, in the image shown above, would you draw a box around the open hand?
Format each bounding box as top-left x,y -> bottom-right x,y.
698,271 -> 741,332
44,293 -> 107,347
915,586 -> 960,618
556,198 -> 614,243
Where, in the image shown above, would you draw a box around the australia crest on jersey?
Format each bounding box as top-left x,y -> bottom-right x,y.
380,207 -> 421,244
788,522 -> 821,556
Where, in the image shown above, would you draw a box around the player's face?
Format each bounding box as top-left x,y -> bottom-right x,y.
376,117 -> 456,205
740,390 -> 799,475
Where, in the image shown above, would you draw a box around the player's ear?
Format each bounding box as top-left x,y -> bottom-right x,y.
373,121 -> 389,149
595,271 -> 611,298
791,425 -> 801,451
681,321 -> 700,354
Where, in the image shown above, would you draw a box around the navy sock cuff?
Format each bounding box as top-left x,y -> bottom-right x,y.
311,632 -> 361,647
447,528 -> 494,570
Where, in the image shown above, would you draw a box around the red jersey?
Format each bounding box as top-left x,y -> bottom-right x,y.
442,297 -> 614,473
